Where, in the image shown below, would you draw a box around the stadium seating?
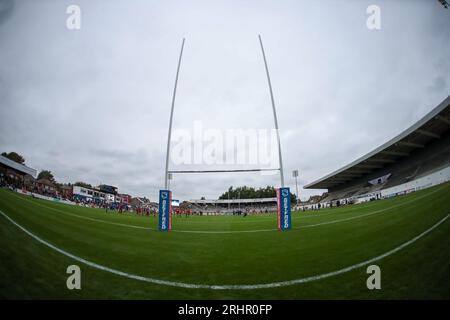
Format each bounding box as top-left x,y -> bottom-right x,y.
323,130 -> 450,203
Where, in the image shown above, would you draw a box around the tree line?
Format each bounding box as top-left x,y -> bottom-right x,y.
218,185 -> 297,203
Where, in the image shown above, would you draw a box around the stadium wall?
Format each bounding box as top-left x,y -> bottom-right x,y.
15,189 -> 76,205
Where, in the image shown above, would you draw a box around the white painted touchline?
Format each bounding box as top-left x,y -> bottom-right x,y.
0,208 -> 448,290
4,193 -> 280,233
187,187 -> 443,232
27,191 -> 443,233
5,185 -> 444,234
8,186 -> 429,226
172,228 -> 277,234
292,187 -> 443,230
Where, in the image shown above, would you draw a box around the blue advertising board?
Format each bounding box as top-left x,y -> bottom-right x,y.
277,187 -> 291,231
158,190 -> 172,231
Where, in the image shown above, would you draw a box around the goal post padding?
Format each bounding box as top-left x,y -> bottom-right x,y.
277,187 -> 291,231
158,190 -> 172,231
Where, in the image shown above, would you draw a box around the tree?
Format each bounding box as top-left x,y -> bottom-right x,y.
290,192 -> 297,204
37,170 -> 55,182
74,181 -> 92,188
1,151 -> 25,164
219,185 -> 277,200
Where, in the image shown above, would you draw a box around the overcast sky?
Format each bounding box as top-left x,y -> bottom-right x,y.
0,0 -> 449,201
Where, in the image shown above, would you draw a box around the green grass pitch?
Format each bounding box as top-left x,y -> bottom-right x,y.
1,182 -> 450,299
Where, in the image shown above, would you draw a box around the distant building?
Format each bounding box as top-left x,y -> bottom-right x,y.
73,185 -> 106,203
98,184 -> 118,195
35,179 -> 57,196
117,193 -> 132,205
307,195 -> 324,204
97,184 -> 118,202
131,197 -> 153,208
0,155 -> 37,188
59,184 -> 73,200
23,174 -> 36,190
72,184 -> 122,204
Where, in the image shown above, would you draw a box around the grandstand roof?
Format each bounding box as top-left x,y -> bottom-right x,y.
305,96 -> 450,190
0,155 -> 37,178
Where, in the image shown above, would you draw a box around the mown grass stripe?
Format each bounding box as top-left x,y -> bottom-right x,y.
5,186 -> 443,234
1,208 -> 447,290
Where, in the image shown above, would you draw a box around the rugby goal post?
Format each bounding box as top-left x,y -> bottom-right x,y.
158,36 -> 291,231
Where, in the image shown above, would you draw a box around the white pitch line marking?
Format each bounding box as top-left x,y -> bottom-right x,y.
5,185 -> 444,234
0,208 -> 448,290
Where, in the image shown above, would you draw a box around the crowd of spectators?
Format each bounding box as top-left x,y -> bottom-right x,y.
0,175 -> 158,217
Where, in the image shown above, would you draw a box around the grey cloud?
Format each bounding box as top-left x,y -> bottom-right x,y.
428,76 -> 447,93
0,0 -> 13,26
1,0 -> 449,201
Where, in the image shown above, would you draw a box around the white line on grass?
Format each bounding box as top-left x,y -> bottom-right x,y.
10,188 -> 441,234
0,208 -> 448,290
292,187 -> 445,230
5,193 -> 278,233
5,185 -> 445,234
174,187 -> 444,233
172,228 -> 277,234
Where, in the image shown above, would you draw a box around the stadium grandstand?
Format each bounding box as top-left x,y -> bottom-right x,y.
0,155 -> 37,189
305,96 -> 450,206
182,198 -> 278,215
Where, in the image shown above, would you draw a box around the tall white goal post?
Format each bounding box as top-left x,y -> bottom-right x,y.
158,36 -> 292,231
